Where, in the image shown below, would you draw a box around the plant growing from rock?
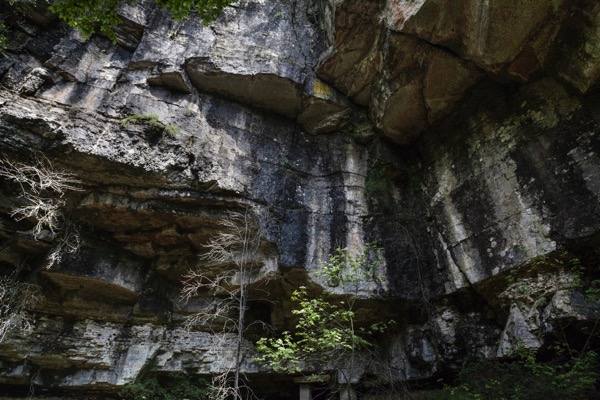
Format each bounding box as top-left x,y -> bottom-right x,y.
181,208 -> 270,400
0,154 -> 81,238
120,113 -> 180,138
256,244 -> 394,393
49,0 -> 234,42
0,154 -> 82,268
427,344 -> 598,400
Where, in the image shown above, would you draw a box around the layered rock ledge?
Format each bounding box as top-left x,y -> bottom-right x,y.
0,0 -> 598,398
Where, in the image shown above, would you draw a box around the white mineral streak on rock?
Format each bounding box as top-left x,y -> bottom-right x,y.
384,0 -> 429,31
474,0 -> 490,57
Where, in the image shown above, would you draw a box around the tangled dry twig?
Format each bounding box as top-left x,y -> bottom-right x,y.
0,269 -> 42,343
0,154 -> 81,239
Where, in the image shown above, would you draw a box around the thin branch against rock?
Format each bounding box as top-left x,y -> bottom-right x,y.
12,194 -> 65,237
45,222 -> 82,269
181,208 -> 271,400
0,154 -> 81,195
0,267 -> 42,343
0,154 -> 81,239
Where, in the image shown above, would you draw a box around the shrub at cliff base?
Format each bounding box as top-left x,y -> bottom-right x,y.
426,346 -> 598,400
120,373 -> 210,400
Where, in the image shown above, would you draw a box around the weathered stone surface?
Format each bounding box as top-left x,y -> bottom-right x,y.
316,0 -> 384,107
383,0 -> 567,79
317,0 -> 600,143
317,0 -> 484,143
132,0 -> 353,134
0,0 -> 599,397
0,31 -> 383,388
0,318 -> 260,387
554,1 -> 600,93
421,79 -> 597,290
369,33 -> 482,143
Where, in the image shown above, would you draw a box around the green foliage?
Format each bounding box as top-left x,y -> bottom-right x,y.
0,0 -> 39,52
0,0 -> 230,53
154,0 -> 233,23
50,0 -> 121,41
120,113 -> 162,126
256,245 -> 394,374
0,21 -> 7,53
341,122 -> 375,144
163,124 -> 180,137
120,113 -> 180,137
317,243 -> 386,291
427,346 -> 598,400
257,286 -> 382,373
256,329 -> 301,373
364,166 -> 390,197
585,279 -> 600,302
120,373 -> 210,400
49,0 -> 234,42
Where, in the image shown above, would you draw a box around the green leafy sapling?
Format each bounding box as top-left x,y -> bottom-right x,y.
257,244 -> 395,376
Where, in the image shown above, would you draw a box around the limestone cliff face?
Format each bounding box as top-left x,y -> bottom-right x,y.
0,0 -> 598,397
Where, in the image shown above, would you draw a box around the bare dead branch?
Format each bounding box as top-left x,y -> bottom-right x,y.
45,224 -> 82,269
181,208 -> 272,400
0,154 -> 81,239
0,269 -> 42,342
0,154 -> 81,196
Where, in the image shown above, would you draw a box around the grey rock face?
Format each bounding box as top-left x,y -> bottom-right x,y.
0,0 -> 599,396
422,79 -> 598,290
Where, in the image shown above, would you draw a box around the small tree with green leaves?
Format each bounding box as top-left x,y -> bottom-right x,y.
257,244 -> 394,387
